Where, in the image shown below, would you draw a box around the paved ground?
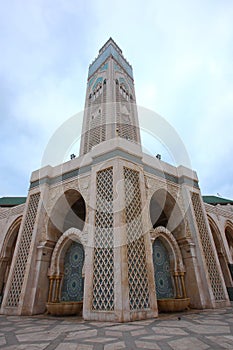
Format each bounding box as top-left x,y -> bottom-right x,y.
0,306 -> 233,349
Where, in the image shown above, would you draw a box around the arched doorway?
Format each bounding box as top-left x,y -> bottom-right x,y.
153,238 -> 174,299
61,241 -> 84,302
47,229 -> 85,316
0,217 -> 22,304
150,227 -> 189,312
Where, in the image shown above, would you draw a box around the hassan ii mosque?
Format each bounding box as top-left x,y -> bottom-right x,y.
0,38 -> 233,322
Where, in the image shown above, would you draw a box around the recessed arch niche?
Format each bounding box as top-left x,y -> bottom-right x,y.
225,222 -> 233,263
150,227 -> 187,304
208,216 -> 233,290
48,189 -> 86,242
0,216 -> 22,304
149,189 -> 185,240
47,229 -> 85,311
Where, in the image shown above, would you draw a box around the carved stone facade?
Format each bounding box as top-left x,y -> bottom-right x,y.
0,39 -> 232,321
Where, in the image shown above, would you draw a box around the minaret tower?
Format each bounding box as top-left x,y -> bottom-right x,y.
83,39 -> 158,322
80,38 -> 141,155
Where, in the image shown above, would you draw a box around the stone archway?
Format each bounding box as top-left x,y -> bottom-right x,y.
150,227 -> 189,312
0,216 -> 22,304
208,216 -> 233,297
47,229 -> 85,316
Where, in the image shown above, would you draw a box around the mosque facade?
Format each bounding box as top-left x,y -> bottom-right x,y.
0,39 -> 232,322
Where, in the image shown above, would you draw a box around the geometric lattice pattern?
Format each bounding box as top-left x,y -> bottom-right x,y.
117,123 -> 137,143
153,238 -> 174,299
124,167 -> 150,310
88,111 -> 106,152
61,241 -> 84,302
83,83 -> 106,154
92,167 -> 114,311
191,192 -> 226,301
6,193 -> 40,307
115,84 -> 138,144
84,125 -> 106,154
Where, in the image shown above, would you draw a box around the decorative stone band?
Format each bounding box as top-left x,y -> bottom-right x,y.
30,149 -> 199,190
92,167 -> 114,311
88,42 -> 133,79
124,167 -> 150,310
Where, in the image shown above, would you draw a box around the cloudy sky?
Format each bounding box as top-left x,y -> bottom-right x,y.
1,0 -> 233,199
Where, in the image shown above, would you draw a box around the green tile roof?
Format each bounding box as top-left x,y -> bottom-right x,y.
202,195 -> 233,206
0,197 -> 27,207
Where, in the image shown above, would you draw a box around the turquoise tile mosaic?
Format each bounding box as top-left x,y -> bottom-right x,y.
89,44 -> 133,78
61,241 -> 84,302
153,238 -> 174,299
92,77 -> 103,91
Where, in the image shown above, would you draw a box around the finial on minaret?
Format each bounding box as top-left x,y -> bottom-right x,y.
99,37 -> 123,55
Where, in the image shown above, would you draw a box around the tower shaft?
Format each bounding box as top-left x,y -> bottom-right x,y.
80,38 -> 141,155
